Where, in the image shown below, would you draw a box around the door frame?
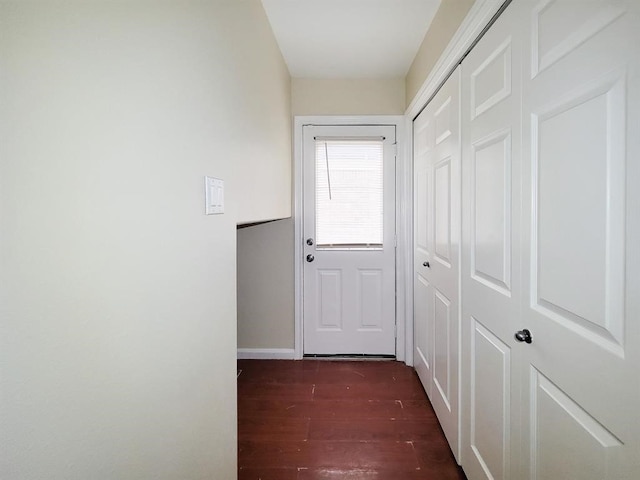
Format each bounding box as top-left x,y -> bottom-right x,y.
293,115 -> 408,360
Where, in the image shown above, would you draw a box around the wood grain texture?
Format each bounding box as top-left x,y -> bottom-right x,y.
238,359 -> 466,479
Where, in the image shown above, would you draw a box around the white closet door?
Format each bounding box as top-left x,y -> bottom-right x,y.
462,1 -> 640,478
414,102 -> 435,400
413,67 -> 461,460
519,0 -> 640,478
460,3 -> 524,478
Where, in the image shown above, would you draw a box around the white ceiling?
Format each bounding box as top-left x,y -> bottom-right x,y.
261,0 -> 442,78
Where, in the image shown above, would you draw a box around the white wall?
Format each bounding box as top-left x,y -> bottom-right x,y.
0,1 -> 290,479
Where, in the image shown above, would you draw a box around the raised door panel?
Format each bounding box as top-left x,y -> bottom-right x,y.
357,269 -> 384,331
531,0 -> 625,77
316,270 -> 343,330
470,320 -> 511,480
435,97 -> 453,144
414,114 -> 434,262
532,74 -> 625,351
414,274 -> 433,398
415,168 -> 430,257
434,158 -> 452,266
471,130 -> 512,295
433,289 -> 452,412
529,368 -> 623,480
471,38 -> 512,119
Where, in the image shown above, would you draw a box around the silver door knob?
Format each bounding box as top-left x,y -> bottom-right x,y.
514,329 -> 532,344
423,261 -> 430,268
306,238 -> 314,246
306,254 -> 314,262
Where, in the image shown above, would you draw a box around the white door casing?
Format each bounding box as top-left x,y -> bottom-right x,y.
413,67 -> 462,460
302,124 -> 397,355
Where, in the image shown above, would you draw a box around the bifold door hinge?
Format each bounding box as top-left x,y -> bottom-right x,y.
393,142 -> 398,157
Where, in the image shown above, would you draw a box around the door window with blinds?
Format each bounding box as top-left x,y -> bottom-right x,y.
315,137 -> 384,249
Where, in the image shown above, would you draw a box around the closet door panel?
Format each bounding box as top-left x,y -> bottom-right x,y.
471,129 -> 512,294
413,67 -> 462,460
470,319 -> 512,480
461,3 -> 523,479
413,105 -> 435,399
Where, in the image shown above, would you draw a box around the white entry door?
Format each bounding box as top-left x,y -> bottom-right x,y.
302,125 -> 397,355
413,67 -> 461,460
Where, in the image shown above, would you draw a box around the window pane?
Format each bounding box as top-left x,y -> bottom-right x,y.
315,139 -> 384,247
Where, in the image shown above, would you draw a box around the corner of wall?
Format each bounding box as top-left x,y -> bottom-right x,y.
404,0 -> 475,108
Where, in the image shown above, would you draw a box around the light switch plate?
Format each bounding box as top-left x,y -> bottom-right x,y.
205,176 -> 224,215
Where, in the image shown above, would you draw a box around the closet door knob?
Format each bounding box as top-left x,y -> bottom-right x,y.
423,261 -> 430,268
514,329 -> 532,344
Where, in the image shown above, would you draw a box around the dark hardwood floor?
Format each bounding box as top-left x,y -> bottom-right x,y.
237,359 -> 466,480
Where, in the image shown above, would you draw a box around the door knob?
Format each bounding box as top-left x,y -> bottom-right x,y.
306,254 -> 315,263
514,329 -> 532,344
423,261 -> 430,268
306,238 -> 314,246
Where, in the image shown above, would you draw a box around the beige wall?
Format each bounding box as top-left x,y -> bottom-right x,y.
0,1 -> 290,479
237,219 -> 295,349
405,0 -> 475,105
292,78 -> 406,116
235,8 -> 292,224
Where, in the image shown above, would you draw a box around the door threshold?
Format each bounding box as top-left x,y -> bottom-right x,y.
304,354 -> 396,361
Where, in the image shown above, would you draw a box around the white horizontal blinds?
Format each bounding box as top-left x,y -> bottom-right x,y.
315,138 -> 384,247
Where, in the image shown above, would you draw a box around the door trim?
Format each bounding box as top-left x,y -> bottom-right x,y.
293,116 -> 406,360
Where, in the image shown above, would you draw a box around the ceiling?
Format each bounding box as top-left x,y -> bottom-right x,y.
261,0 -> 442,78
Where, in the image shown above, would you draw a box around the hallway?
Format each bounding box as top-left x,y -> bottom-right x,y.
238,360 -> 466,479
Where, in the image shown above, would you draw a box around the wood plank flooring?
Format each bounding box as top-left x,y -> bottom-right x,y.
238,359 -> 466,480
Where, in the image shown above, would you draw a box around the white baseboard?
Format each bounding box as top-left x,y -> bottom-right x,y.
237,348 -> 296,360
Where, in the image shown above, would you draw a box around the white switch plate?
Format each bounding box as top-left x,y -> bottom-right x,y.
205,176 -> 224,215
